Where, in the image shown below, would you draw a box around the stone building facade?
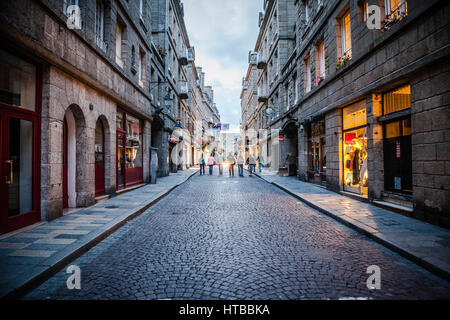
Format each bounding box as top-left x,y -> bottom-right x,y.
241,0 -> 450,228
0,0 -> 219,234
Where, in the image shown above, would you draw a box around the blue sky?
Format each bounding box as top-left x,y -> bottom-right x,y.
183,0 -> 263,133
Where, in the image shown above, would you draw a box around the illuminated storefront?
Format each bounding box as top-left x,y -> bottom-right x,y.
342,101 -> 368,197
116,109 -> 143,190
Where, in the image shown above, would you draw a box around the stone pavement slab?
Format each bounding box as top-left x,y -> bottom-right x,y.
253,169 -> 450,281
0,168 -> 198,299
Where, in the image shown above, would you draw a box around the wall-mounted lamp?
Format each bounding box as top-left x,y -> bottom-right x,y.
89,103 -> 94,111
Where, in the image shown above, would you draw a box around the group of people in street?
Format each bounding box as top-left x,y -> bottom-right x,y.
198,152 -> 264,177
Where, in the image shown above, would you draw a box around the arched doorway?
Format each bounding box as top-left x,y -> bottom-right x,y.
62,109 -> 77,209
95,119 -> 105,197
62,105 -> 86,209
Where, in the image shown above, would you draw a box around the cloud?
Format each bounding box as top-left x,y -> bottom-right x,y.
183,0 -> 262,130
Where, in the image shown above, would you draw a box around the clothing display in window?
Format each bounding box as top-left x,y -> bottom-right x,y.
342,107 -> 368,197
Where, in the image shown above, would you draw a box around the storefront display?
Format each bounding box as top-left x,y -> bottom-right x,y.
342,101 -> 368,197
116,109 -> 143,189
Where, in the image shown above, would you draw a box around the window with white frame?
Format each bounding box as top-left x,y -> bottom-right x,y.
316,39 -> 325,79
305,1 -> 310,25
115,23 -> 124,68
340,11 -> 352,57
138,49 -> 145,87
363,1 -> 369,21
304,56 -> 311,93
385,0 -> 407,19
95,0 -> 106,52
285,83 -> 290,111
139,0 -> 144,18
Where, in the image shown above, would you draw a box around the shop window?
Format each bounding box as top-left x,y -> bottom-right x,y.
383,84 -> 411,115
0,50 -> 37,111
342,102 -> 368,197
343,100 -> 366,130
125,114 -> 143,169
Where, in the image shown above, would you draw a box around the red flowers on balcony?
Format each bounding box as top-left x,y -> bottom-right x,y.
315,75 -> 325,85
336,51 -> 351,70
382,2 -> 408,31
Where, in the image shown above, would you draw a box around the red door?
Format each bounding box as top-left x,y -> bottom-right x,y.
0,109 -> 40,234
95,120 -> 105,197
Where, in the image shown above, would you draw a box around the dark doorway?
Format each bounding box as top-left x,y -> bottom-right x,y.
384,117 -> 412,194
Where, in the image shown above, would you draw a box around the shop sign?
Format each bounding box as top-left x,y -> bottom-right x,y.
264,107 -> 276,118
396,140 -> 401,158
344,132 -> 356,145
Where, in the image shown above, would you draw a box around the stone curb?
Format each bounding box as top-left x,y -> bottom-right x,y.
252,171 -> 450,282
1,170 -> 198,300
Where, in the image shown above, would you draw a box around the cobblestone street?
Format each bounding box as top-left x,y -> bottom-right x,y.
24,172 -> 450,300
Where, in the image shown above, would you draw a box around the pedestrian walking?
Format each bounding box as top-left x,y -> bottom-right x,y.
257,154 -> 264,173
247,154 -> 256,176
237,153 -> 245,177
227,152 -> 235,177
207,153 -> 216,175
217,152 -> 224,175
199,154 -> 205,175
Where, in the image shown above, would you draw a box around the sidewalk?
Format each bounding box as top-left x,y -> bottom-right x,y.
252,169 -> 450,281
0,168 -> 198,299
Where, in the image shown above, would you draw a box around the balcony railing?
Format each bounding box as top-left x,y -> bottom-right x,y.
248,51 -> 258,65
187,47 -> 195,62
179,81 -> 188,99
257,54 -> 267,69
257,87 -> 268,102
242,78 -> 248,90
383,1 -> 407,31
179,48 -> 188,66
